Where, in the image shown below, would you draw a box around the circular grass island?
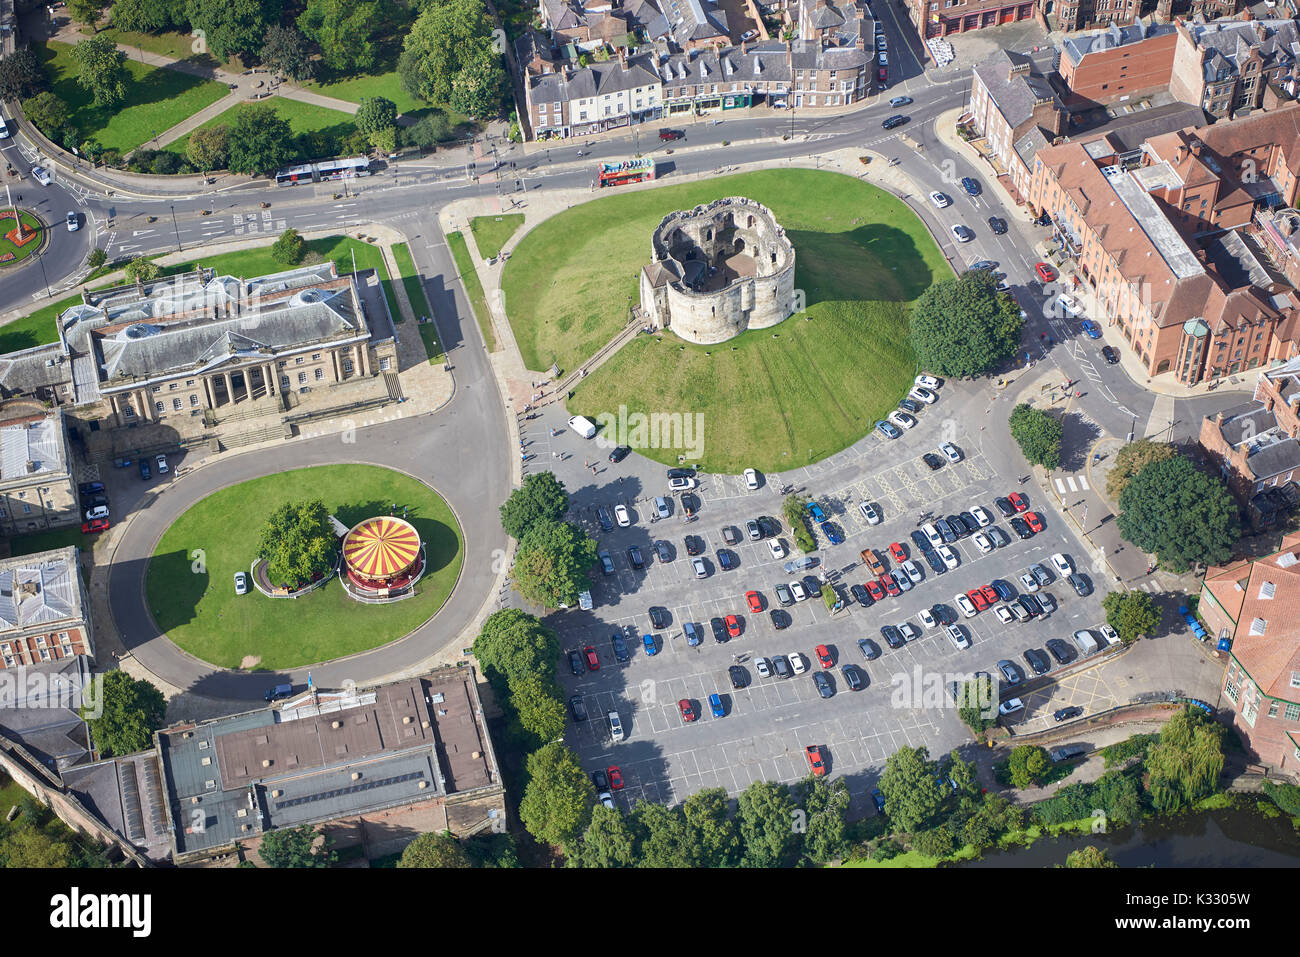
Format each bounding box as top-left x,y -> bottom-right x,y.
0,209 -> 46,268
145,464 -> 463,670
500,168 -> 952,473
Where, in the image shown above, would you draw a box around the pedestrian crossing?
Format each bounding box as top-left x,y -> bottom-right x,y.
1053,475 -> 1090,494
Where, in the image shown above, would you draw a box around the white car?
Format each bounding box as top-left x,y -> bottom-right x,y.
947,624 -> 971,649
789,581 -> 808,602
1099,624 -> 1119,646
744,467 -> 760,490
598,791 -> 616,809
994,605 -> 1014,625
84,504 -> 109,521
918,607 -> 937,629
998,697 -> 1024,716
908,387 -> 936,405
923,522 -> 943,549
768,539 -> 786,559
66,211 -> 79,232
955,593 -> 977,618
31,165 -> 51,185
878,50 -> 888,65
156,453 -> 169,473
901,560 -> 923,584
789,652 -> 807,674
741,28 -> 758,41
971,506 -> 992,527
894,570 -> 913,592
1051,552 -> 1074,576
1056,293 -> 1083,317
615,504 -> 631,526
899,622 -> 921,641
915,374 -> 940,390
755,657 -> 772,678
876,34 -> 887,50
669,476 -> 696,492
859,501 -> 881,525
929,191 -> 951,209
888,410 -> 916,430
692,557 -> 707,579
972,532 -> 994,554
939,442 -> 961,463
234,571 -> 248,595
1018,572 -> 1040,593
951,224 -> 974,243
938,545 -> 959,569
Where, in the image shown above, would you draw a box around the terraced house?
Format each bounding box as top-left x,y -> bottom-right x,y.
0,405 -> 76,536
1169,17 -> 1300,120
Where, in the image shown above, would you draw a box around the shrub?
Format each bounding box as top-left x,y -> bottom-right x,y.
1101,733 -> 1157,769
1261,780 -> 1300,816
150,151 -> 180,175
910,825 -> 955,859
87,248 -> 107,270
271,228 -> 306,266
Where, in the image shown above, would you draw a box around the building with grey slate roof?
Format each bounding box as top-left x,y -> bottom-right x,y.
0,656 -> 93,773
967,49 -> 1066,201
0,546 -> 93,672
1170,18 -> 1300,121
0,404 -> 77,536
156,669 -> 504,865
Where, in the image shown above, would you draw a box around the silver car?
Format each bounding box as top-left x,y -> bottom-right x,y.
692,557 -> 707,579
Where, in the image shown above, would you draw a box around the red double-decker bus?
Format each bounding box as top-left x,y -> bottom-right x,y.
598,157 -> 655,187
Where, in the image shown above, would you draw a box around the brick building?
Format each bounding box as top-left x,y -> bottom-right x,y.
1169,18 -> 1300,121
1200,533 -> 1300,776
1050,0 -> 1141,34
968,49 -> 1066,201
911,0 -> 1038,41
0,405 -> 77,536
1200,355 -> 1300,505
1057,20 -> 1178,105
0,547 -> 94,671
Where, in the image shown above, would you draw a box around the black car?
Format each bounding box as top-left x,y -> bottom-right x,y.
711,617 -> 728,643
857,638 -> 881,660
922,452 -> 944,471
568,650 -> 584,676
597,507 -> 613,532
1068,572 -> 1093,596
803,576 -> 823,598
667,467 -> 695,479
1023,648 -> 1050,676
882,114 -> 909,129
654,540 -> 672,563
900,397 -> 922,414
628,545 -> 645,569
842,665 -> 865,691
770,609 -> 791,630
945,515 -> 968,538
611,632 -> 630,661
608,445 -> 631,464
880,625 -> 905,649
932,603 -> 957,626
925,550 -> 946,575
729,664 -> 749,689
684,535 -> 704,556
994,496 -> 1016,518
936,520 -> 957,544
569,695 -> 588,721
78,481 -> 105,496
1010,517 -> 1033,539
1054,706 -> 1084,722
592,768 -> 609,790
1101,345 -> 1119,364
1046,638 -> 1075,665
1018,594 -> 1043,617
716,549 -> 737,570
851,583 -> 873,607
648,606 -> 668,629
757,515 -> 781,538
987,216 -> 1008,235
911,530 -> 933,553
960,511 -> 979,534
812,671 -> 835,699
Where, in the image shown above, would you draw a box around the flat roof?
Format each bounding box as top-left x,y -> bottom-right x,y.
1103,166 -> 1205,280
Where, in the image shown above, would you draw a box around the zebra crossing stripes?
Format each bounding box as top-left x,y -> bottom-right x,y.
1054,475 -> 1090,494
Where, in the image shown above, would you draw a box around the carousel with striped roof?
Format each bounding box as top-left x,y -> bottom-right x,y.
339,514 -> 427,602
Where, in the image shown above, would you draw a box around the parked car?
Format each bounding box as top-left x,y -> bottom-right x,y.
806,745 -> 827,776
658,128 -> 683,141
81,518 -> 110,534
997,659 -> 1022,684
1046,638 -> 1075,665
755,657 -> 772,678
857,638 -> 881,660
998,698 -> 1024,716
569,695 -> 587,721
608,445 -> 631,463
648,606 -> 668,629
726,614 -> 741,638
234,571 -> 248,595
643,633 -> 658,656
611,632 -> 630,661
709,693 -> 725,718
744,467 -> 760,490
842,665 -> 864,691
775,583 -> 795,606
746,591 -> 764,613
678,699 -> 697,722
812,671 -> 834,698
1050,552 -> 1074,576
860,500 -> 881,524
1068,572 -> 1093,596
683,622 -> 701,647
1054,706 -> 1084,723
940,442 -> 962,463
955,593 -> 977,617
139,459 -> 151,480
615,504 -> 631,526
568,650 -> 584,676
654,496 -> 671,518
947,624 -> 970,649
627,545 -> 644,569
1080,319 -> 1102,339
729,665 -> 748,689
1102,345 -> 1120,364
1034,261 -> 1057,282
1023,648 -> 1050,676
876,419 -> 902,439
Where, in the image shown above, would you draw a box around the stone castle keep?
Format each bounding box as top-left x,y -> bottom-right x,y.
639,197 -> 797,344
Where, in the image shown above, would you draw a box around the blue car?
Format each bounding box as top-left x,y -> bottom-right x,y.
991,578 -> 1014,602
643,633 -> 657,656
876,420 -> 901,439
871,788 -> 887,814
910,530 -> 932,553
684,622 -> 701,647
709,693 -> 724,718
1080,319 -> 1102,339
821,522 -> 844,545
138,458 -> 151,480
961,176 -> 981,197
806,502 -> 827,523
717,549 -> 736,570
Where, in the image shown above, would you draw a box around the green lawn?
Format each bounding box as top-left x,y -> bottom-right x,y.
100,28 -> 239,71
304,68 -> 426,116
146,465 -> 463,670
0,294 -> 79,353
447,231 -> 496,352
531,169 -> 951,471
391,241 -> 428,319
470,214 -> 524,261
164,96 -> 357,158
36,41 -> 228,154
0,211 -> 46,268
6,525 -> 86,558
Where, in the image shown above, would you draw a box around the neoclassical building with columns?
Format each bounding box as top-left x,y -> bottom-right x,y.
0,262 -> 397,432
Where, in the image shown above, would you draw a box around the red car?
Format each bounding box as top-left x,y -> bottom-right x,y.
1008,491 -> 1028,512
980,584 -> 999,606
805,745 -> 826,776
968,588 -> 990,611
864,580 -> 886,602
889,542 -> 907,564
815,644 -> 833,669
880,574 -> 901,597
1024,511 -> 1044,533
745,590 -> 763,614
81,518 -> 110,534
1035,262 -> 1056,282
608,766 -> 624,790
584,646 -> 600,671
678,699 -> 697,722
725,614 -> 741,638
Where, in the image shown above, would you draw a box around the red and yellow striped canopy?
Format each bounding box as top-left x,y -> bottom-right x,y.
343,516 -> 420,580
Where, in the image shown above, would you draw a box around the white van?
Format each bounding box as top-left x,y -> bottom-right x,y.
1072,629 -> 1099,656
568,415 -> 597,439
0,116 -> 9,139
608,711 -> 624,741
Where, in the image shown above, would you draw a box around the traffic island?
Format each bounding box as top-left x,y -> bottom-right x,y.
0,209 -> 46,267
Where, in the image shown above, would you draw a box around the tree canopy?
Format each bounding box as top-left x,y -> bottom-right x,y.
185,0 -> 283,61
511,518 -> 597,609
878,745 -> 944,833
908,269 -> 1023,379
259,23 -> 315,81
518,742 -> 595,849
472,608 -> 560,683
70,35 -> 130,109
1105,439 -> 1176,501
299,0 -> 382,73
186,124 -> 231,172
1117,455 -> 1241,572
0,48 -> 48,103
1006,745 -> 1050,789
1008,403 -> 1062,470
682,787 -> 742,867
499,470 -> 569,539
82,670 -> 166,758
22,92 -> 70,134
736,780 -> 800,867
257,824 -> 336,867
630,802 -> 699,868
1102,590 -> 1161,644
400,0 -> 506,119
257,498 -> 336,585
67,0 -> 109,30
1144,706 -> 1225,813
111,0 -> 189,34
226,103 -> 295,176
570,805 -> 637,868
397,831 -> 472,868
508,672 -> 567,745
1065,845 -> 1118,868
271,227 -> 306,265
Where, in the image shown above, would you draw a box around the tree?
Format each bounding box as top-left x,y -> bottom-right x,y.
682,787 -> 741,868
1008,403 -> 1062,470
397,831 -> 472,868
123,256 -> 162,283
299,0 -> 382,73
1145,706 -> 1225,813
630,802 -> 699,868
257,499 -> 336,585
401,0 -> 502,114
271,226 -> 306,265
70,35 -> 130,109
22,91 -> 70,133
186,124 -> 230,172
798,775 -> 852,864
518,742 -> 594,849
945,751 -> 980,800
472,608 -> 560,684
879,746 -> 944,833
369,125 -> 396,154
911,824 -> 956,859
1006,745 -> 1051,789
508,672 -> 566,745
464,832 -> 519,868
226,103 -> 295,176
736,780 -> 800,867
257,824 -> 336,867
957,674 -> 997,735
1065,845 -> 1118,868
112,0 -> 188,33
1102,590 -> 1161,645
67,0 -> 109,30
909,269 -> 1023,379
186,0 -> 284,61
1106,439 -> 1175,501
448,43 -> 507,120
1117,456 -> 1241,572
0,827 -> 73,868
356,95 -> 398,146
499,471 -> 569,539
87,248 -> 107,270
82,670 -> 166,757
259,23 -> 314,82
0,48 -> 48,103
511,519 -> 597,609
570,805 -> 637,867
405,110 -> 453,148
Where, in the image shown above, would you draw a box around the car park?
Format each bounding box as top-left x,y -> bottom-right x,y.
956,593 -> 977,617
570,695 -> 587,721
1023,648 -> 1050,675
860,500 -> 882,524
947,624 -> 970,649
997,660 -> 1022,684
929,191 -> 951,209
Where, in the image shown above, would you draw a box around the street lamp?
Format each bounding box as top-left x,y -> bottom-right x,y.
169,204 -> 181,252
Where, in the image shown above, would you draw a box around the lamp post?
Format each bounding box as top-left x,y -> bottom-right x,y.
169,204 -> 181,252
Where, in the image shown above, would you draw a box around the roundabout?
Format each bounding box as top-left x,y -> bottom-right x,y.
143,464 -> 463,671
0,208 -> 47,267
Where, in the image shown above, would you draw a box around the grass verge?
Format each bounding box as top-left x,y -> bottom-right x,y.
447,230 -> 496,352
469,214 -> 524,261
